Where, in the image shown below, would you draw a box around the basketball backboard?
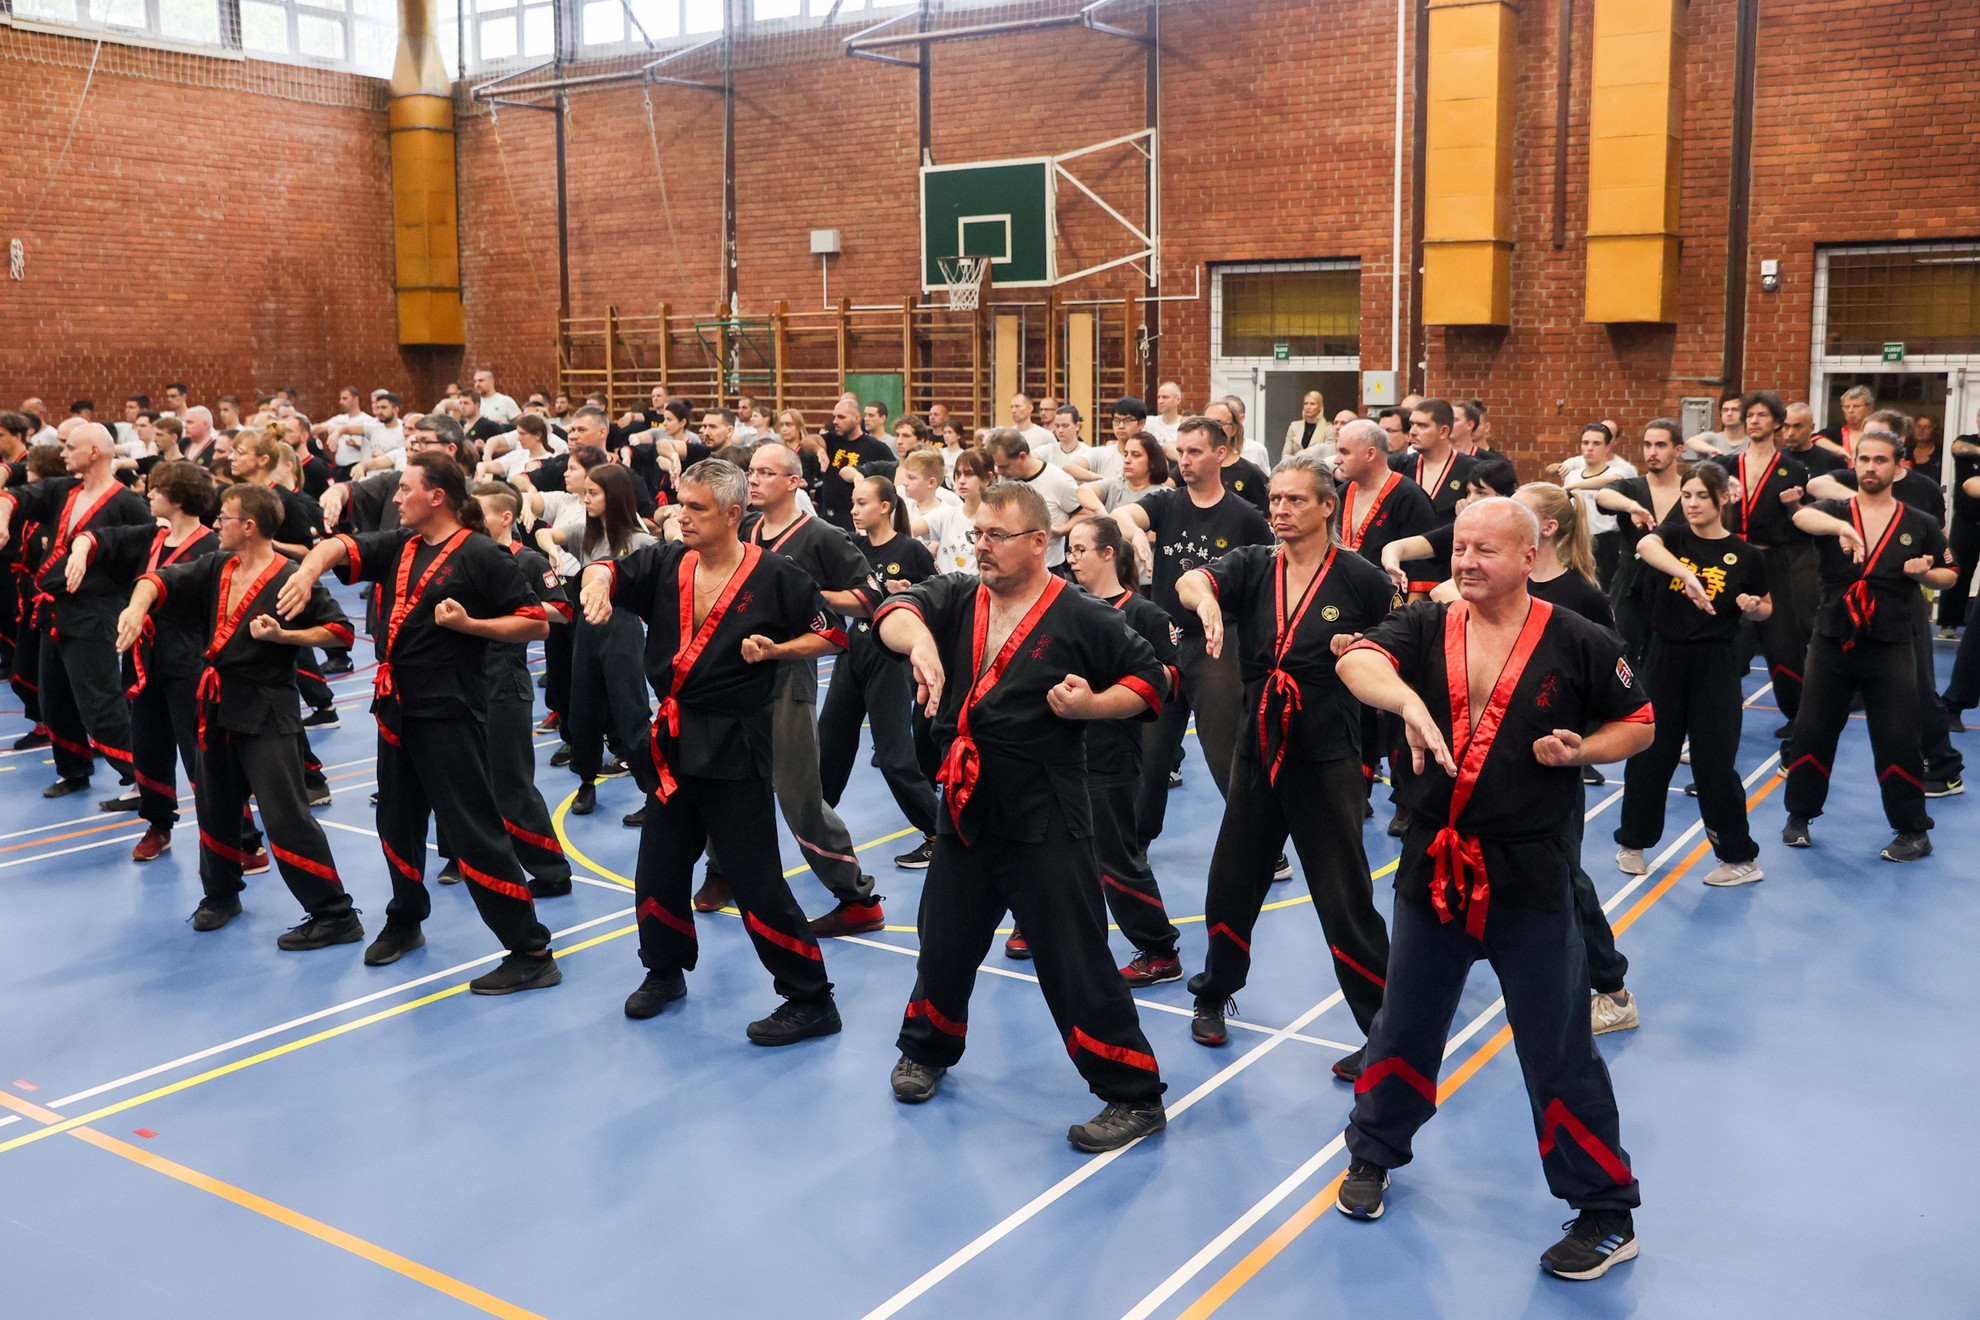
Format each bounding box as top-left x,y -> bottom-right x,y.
920,157 -> 1056,291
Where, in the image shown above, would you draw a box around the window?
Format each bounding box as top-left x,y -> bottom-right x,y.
1820,245 -> 1980,358
1216,263 -> 1361,360
473,0 -> 553,63
8,0 -> 390,73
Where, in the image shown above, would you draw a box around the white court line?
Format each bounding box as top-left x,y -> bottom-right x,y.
0,809 -> 119,842
317,816 -> 628,894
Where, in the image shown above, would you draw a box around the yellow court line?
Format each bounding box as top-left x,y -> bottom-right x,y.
0,1090 -> 545,1320
1175,775 -> 1783,1318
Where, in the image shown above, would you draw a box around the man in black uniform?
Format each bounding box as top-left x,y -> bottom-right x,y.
1334,496 -> 1655,1279
876,482 -> 1172,1153
0,423 -> 153,801
1389,398 -> 1478,597
1201,400 -> 1270,515
1177,453 -> 1399,1077
117,484 -> 360,947
1708,392 -> 1811,739
1590,420 -> 1689,663
1782,428 -> 1957,862
577,459 -> 848,1044
815,396 -> 896,533
281,453 -> 561,994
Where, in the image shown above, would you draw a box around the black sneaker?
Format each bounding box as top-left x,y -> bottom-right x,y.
13,729 -> 50,751
307,786 -> 333,808
1923,777 -> 1964,798
190,897 -> 242,932
893,836 -> 936,869
470,950 -> 562,995
528,875 -> 573,898
597,758 -> 631,779
1271,852 -> 1294,882
364,922 -> 425,966
1581,765 -> 1605,786
1187,973 -> 1232,1047
1332,1046 -> 1365,1082
571,783 -> 596,815
624,967 -> 687,1019
276,910 -> 364,951
1387,809 -> 1411,839
98,790 -> 142,813
1540,1209 -> 1638,1280
622,805 -> 647,828
437,860 -> 463,885
1773,721 -> 1795,741
1881,832 -> 1932,863
1167,769 -> 1183,790
1336,1160 -> 1390,1219
1781,816 -> 1812,848
891,1055 -> 945,1103
1682,781 -> 1699,797
746,996 -> 842,1046
1067,1100 -> 1166,1153
550,743 -> 574,768
319,653 -> 354,675
43,776 -> 91,799
301,707 -> 341,729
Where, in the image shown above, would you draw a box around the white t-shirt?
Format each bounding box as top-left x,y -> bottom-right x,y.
1242,438 -> 1270,469
1020,461 -> 1086,567
1558,455 -> 1640,536
1145,415 -> 1183,449
496,439 -> 568,481
922,501 -> 976,574
1042,442 -> 1098,475
1084,444 -> 1125,482
1018,423 -> 1054,454
327,413 -> 382,467
479,392 -> 521,424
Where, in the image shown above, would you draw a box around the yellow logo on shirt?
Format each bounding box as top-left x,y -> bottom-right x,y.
1671,557 -> 1728,601
1320,605 -> 1341,622
1900,533 -> 1913,546
1215,538 -> 1228,549
1722,552 -> 1738,566
887,563 -> 900,574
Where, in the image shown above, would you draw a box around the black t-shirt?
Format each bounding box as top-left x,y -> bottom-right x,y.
1528,569 -> 1616,631
1201,544 -> 1399,765
1133,486 -> 1274,635
1389,448 -> 1477,587
1645,526 -> 1768,643
465,418 -> 507,447
816,429 -> 897,531
490,542 -> 570,700
1794,442 -> 1849,479
874,574 -> 1165,843
1710,448 -> 1808,547
274,486 -> 325,555
1823,467 -> 1946,523
1340,472 -> 1439,569
1953,437 -> 1980,523
1603,474 -> 1686,601
849,530 -> 936,644
1087,588 -> 1181,771
1349,599 -> 1651,910
1219,458 -> 1271,515
1806,498 -> 1953,643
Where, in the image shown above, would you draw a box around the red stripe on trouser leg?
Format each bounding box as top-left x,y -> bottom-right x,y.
380,840 -> 422,883
375,718 -> 401,747
1770,664 -> 1802,683
1102,874 -> 1167,910
636,897 -> 696,939
744,911 -> 825,961
1066,1026 -> 1160,1074
1330,943 -> 1387,989
134,770 -> 176,797
1208,922 -> 1251,952
1353,1056 -> 1437,1103
503,819 -> 565,855
1879,764 -> 1924,789
199,829 -> 254,867
905,998 -> 967,1037
1785,754 -> 1830,777
269,844 -> 343,888
461,860 -> 534,904
90,739 -> 133,764
47,730 -> 90,758
1537,1098 -> 1636,1185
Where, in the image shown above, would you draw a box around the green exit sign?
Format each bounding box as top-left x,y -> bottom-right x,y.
1883,342 -> 1905,362
1273,343 -> 1290,361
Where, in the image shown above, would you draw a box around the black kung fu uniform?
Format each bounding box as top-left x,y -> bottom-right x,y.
1086,587 -> 1182,958
604,540 -> 847,1001
142,553 -> 355,917
1710,448 -> 1812,723
7,488 -> 54,725
272,486 -> 338,718
1388,448 -> 1477,593
332,528 -> 552,953
6,477 -> 154,782
1342,599 -> 1652,1212
1783,498 -> 1953,834
1194,545 -> 1399,1033
1341,472 -> 1438,792
1602,474 -> 1687,663
0,455 -> 27,675
875,574 -> 1170,1105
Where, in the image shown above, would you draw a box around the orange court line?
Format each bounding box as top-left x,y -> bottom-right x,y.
0,818 -> 136,852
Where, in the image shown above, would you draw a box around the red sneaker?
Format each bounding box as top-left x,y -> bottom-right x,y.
244,849 -> 271,876
1005,928 -> 1031,961
1120,950 -> 1183,987
808,898 -> 884,938
131,826 -> 172,862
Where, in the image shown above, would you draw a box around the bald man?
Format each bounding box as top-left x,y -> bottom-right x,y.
1332,497 -> 1655,1278
0,423 -> 154,799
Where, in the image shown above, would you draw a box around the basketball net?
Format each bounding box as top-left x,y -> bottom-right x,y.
937,255 -> 990,311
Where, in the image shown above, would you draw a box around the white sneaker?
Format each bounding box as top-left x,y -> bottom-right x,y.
1615,847 -> 1648,876
1591,991 -> 1639,1035
1679,741 -> 1690,766
1702,859 -> 1764,887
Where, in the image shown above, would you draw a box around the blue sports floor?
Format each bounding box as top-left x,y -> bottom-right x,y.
2,577 -> 1975,1319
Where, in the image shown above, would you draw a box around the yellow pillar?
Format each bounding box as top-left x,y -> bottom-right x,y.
1422,0 -> 1518,327
993,315 -> 1022,424
1585,0 -> 1684,323
1065,311 -> 1096,435
389,0 -> 464,346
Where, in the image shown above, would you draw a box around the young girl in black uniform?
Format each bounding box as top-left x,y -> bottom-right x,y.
1613,461 -> 1772,887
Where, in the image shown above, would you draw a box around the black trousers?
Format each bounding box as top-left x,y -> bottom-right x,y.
1612,584 -> 1650,666
376,714 -> 551,952
631,769 -> 832,1002
1909,594 -> 1962,782
1347,893 -> 1641,1212
898,801 -> 1166,1105
1755,542 -> 1815,724
567,610 -> 654,787
1946,612 -> 1980,712
1783,634 -> 1930,833
10,598 -> 41,725
1136,633 -> 1244,846
42,621 -> 134,783
1616,636 -> 1759,863
295,647 -> 335,713
1592,530 -> 1624,591
542,602 -> 574,717
1936,518 -> 1979,628
479,690 -> 570,883
1198,756 -> 1389,1034
1567,780 -> 1629,995
818,637 -> 939,838
197,729 -> 350,919
1090,772 -> 1179,957
132,674 -> 199,830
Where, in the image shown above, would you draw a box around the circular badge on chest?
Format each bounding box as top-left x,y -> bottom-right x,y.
1723,552 -> 1739,565
1320,604 -> 1341,622
1900,533 -> 1914,546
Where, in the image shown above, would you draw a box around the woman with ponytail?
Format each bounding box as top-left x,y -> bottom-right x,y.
566,460 -> 658,820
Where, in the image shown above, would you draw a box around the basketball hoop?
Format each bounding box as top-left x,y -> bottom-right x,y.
937,255 -> 990,310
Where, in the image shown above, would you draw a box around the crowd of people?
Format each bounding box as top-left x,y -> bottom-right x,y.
3,369 -> 1974,1284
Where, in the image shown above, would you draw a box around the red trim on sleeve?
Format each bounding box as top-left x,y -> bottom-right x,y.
322,622 -> 355,649
547,600 -> 575,622
1116,673 -> 1164,717
816,625 -> 851,650
1342,638 -> 1399,671
1616,703 -> 1655,725
332,533 -> 363,579
513,604 -> 547,621
872,598 -> 924,625
1405,580 -> 1440,595
138,571 -> 167,604
1198,568 -> 1219,599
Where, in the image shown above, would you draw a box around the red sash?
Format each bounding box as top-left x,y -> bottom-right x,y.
1342,473 -> 1400,553
373,527 -> 472,737
936,576 -> 1066,844
1735,448 -> 1781,541
195,554 -> 289,751
33,482 -> 121,640
1257,547 -> 1337,785
1426,598 -> 1554,939
1839,498 -> 1903,651
648,544 -> 762,802
126,525 -> 214,699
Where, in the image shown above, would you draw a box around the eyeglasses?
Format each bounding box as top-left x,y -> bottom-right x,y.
965,527 -> 1046,547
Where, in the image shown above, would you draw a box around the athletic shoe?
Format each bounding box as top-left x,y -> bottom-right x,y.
43,776 -> 90,799
1332,1046 -> 1365,1082
243,849 -> 271,876
190,897 -> 241,932
597,758 -> 631,779
809,897 -> 884,938
369,792 -> 378,807
1188,979 -> 1231,1047
571,783 -> 596,815
301,707 -> 340,729
1936,627 -> 1960,642
1590,990 -> 1639,1035
1272,852 -> 1294,882
528,876 -> 572,899
1167,769 -> 1183,790
894,836 -> 936,869
536,712 -> 562,733
364,922 -> 425,966
692,872 -> 731,913
1120,950 -> 1183,988
99,791 -> 141,813
1923,777 -> 1964,798
1387,809 -> 1411,839
1581,765 -> 1605,786
319,653 -> 354,675
1781,816 -> 1812,848
1615,847 -> 1648,876
1702,859 -> 1764,887
1004,929 -> 1032,960
550,743 -> 574,768
1773,722 -> 1795,741
131,826 -> 172,861
307,786 -> 332,808
13,728 -> 50,750
1881,832 -> 1933,863
437,860 -> 463,885
622,805 -> 647,828
1336,1160 -> 1390,1220
746,995 -> 842,1045
624,968 -> 687,1019
1067,1101 -> 1166,1153
1682,782 -> 1698,797
276,911 -> 364,951
1540,1209 -> 1638,1280
891,1055 -> 945,1103
470,951 -> 562,995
